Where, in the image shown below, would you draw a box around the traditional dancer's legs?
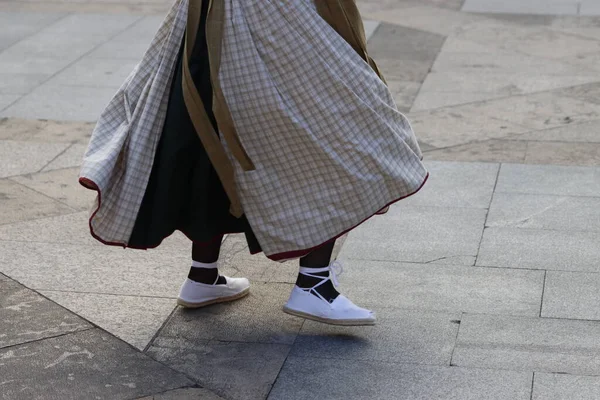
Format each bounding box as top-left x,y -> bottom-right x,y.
189,236 -> 226,285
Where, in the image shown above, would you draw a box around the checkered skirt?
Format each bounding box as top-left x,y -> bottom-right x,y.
80,0 -> 428,260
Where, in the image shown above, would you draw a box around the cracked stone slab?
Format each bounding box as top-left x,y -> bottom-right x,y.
136,387 -> 226,400
341,206 -> 486,264
0,279 -> 91,348
270,357 -> 532,400
42,143 -> 86,172
148,339 -> 290,400
487,193 -> 600,231
40,290 -> 176,350
0,118 -> 94,143
338,260 -> 544,316
292,309 -> 460,365
477,227 -> 600,271
0,329 -> 192,400
542,271 -> 600,321
0,140 -> 69,178
156,282 -> 302,345
0,179 -> 74,225
453,313 -> 600,375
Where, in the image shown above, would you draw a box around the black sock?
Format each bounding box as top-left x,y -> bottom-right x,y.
188,267 -> 227,285
296,269 -> 340,303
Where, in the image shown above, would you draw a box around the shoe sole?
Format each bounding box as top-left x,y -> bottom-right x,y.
282,306 -> 376,326
177,287 -> 250,309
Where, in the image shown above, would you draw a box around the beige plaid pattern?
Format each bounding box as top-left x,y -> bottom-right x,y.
80,0 -> 428,258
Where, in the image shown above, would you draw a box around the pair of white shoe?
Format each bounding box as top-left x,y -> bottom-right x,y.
177,262 -> 375,326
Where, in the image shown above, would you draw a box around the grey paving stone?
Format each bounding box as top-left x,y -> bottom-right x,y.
424,139 -> 528,164
496,164 -> 600,197
402,161 -> 499,208
269,357 -> 532,400
338,260 -> 544,316
557,82 -> 600,106
542,271 -> 600,320
48,57 -> 139,88
0,53 -> 73,75
477,227 -> 600,271
87,16 -> 161,60
0,279 -> 90,348
137,387 -> 226,400
0,240 -> 191,297
533,372 -> 600,400
0,31 -> 108,61
514,120 -> 600,143
0,117 -> 94,143
453,314 -> 600,374
363,20 -> 380,41
0,329 -> 192,400
1,84 -> 116,121
462,0 -> 578,15
0,12 -> 65,51
525,138 -> 600,166
11,168 -> 95,211
292,309 -> 460,365
487,193 -> 600,231
387,80 -> 421,112
0,140 -> 69,178
0,94 -> 21,111
40,290 -> 176,350
0,73 -> 49,95
40,13 -> 141,37
0,179 -> 74,225
148,339 -> 290,400
580,1 -> 600,16
412,90 -> 497,111
341,206 -> 486,264
157,282 -> 302,345
367,22 -> 446,63
42,143 -> 87,172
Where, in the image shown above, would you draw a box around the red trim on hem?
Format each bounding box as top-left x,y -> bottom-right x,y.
265,172 -> 430,261
80,172 -> 429,260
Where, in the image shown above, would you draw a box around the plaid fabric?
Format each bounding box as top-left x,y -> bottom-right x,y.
219,0 -> 427,257
80,0 -> 187,245
80,0 -> 428,258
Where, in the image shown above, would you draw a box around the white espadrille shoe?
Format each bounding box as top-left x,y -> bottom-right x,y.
177,276 -> 250,308
283,262 -> 376,326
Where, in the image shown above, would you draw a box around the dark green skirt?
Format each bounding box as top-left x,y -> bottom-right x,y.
128,0 -> 259,252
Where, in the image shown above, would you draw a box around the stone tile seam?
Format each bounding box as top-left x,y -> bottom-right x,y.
449,312 -> 466,367
0,326 -> 95,352
539,271 -> 547,318
530,371 -> 536,400
142,304 -> 180,353
481,225 -> 600,234
343,257 -> 546,272
0,94 -> 24,113
0,12 -> 71,55
473,262 -> 600,275
474,162 -> 501,266
457,311 -> 600,325
265,319 -> 306,399
36,141 -> 75,173
35,288 -> 180,300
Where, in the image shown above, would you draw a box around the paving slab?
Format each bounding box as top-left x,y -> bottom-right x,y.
48,57 -> 139,88
542,271 -> 600,320
533,372 -> 600,400
11,168 -> 95,211
525,140 -> 600,166
0,31 -> 108,61
156,282 -> 302,345
412,91 -> 498,111
513,120 -> 600,143
1,84 -> 116,121
408,107 -> 528,149
401,161 -> 499,208
40,290 -> 176,350
148,339 -> 290,400
40,13 -> 141,37
387,80 -> 421,112
0,94 -> 20,111
0,117 -> 94,142
453,313 -> 600,374
342,206 -> 486,264
487,193 -> 600,231
42,143 -> 87,171
0,240 -> 191,296
0,279 -> 91,348
339,260 -> 544,316
137,388 -> 226,400
0,139 -> 69,178
269,357 -> 532,400
0,12 -> 65,51
496,164 -> 600,197
0,329 -> 192,400
0,52 -> 73,75
462,0 -> 578,16
424,140 -> 528,163
0,73 -> 50,95
557,82 -> 600,105
0,179 -> 74,225
580,1 -> 600,16
477,227 -> 600,271
292,309 -> 460,365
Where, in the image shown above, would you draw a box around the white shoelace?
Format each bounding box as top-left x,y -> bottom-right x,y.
298,260 -> 344,289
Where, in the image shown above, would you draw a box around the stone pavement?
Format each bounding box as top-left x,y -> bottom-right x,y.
1,0 -> 600,399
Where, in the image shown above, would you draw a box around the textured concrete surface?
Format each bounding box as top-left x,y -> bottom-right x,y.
2,0 -> 600,399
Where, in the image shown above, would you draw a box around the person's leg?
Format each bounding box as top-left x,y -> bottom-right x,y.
188,235 -> 226,284
284,240 -> 375,325
177,236 -> 250,308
